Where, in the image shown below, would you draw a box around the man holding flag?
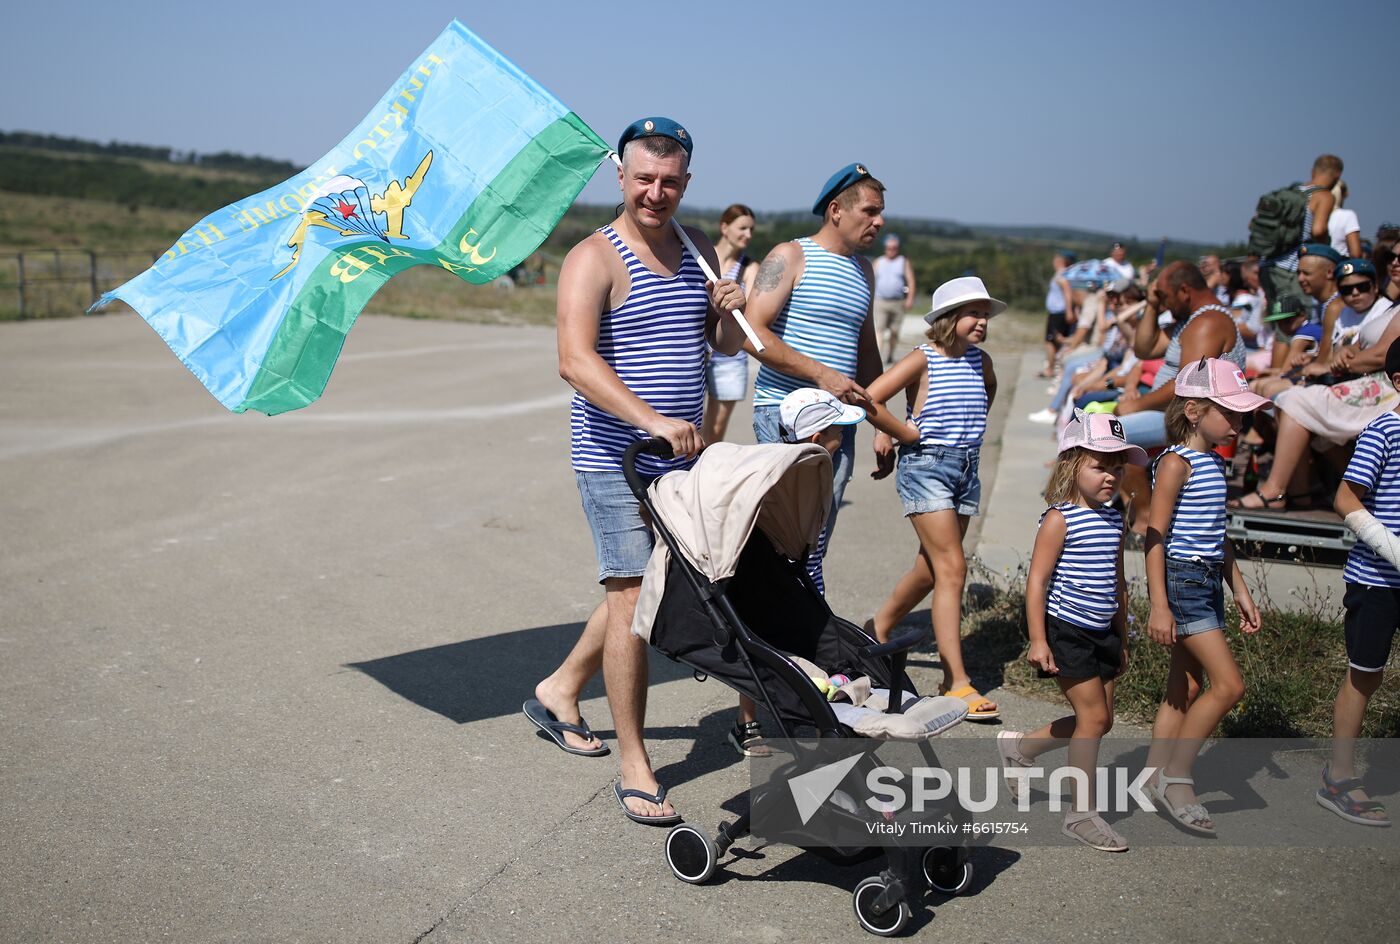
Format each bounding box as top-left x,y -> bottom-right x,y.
524,118 -> 747,825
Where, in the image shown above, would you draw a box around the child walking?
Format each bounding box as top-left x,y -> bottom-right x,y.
1143,357 -> 1268,834
863,277 -> 1001,721
998,411 -> 1147,851
1321,337 -> 1400,826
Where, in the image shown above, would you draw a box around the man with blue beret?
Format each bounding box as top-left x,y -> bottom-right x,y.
1298,242 -> 1345,332
525,116 -> 747,825
744,162 -> 891,595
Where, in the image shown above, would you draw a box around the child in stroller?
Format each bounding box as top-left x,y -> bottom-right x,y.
624,393 -> 975,936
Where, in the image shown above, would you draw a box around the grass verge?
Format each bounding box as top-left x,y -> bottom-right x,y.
960,561 -> 1400,738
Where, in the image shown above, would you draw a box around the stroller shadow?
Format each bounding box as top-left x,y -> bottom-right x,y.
713,836 -> 1020,930
347,620 -> 691,727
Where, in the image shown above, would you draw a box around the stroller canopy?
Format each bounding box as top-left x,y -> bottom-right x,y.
632,442 -> 833,642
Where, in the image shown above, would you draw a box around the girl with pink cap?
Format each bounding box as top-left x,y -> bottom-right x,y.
1142,356 -> 1270,835
998,410 -> 1147,851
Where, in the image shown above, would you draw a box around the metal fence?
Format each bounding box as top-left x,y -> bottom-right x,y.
0,250 -> 160,319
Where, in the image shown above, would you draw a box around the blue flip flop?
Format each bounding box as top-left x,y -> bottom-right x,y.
614,781 -> 682,826
522,698 -> 609,757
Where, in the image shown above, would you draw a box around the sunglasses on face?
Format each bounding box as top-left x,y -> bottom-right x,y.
1340,281 -> 1374,295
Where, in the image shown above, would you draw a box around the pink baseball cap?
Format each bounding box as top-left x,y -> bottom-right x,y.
1057,410 -> 1149,466
1174,357 -> 1271,413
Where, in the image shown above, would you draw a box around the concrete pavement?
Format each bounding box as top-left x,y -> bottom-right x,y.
2,314 -> 1392,943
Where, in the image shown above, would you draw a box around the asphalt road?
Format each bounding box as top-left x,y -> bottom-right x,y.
2,314 -> 1395,943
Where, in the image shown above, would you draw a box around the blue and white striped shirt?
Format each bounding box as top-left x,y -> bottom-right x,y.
1045,502 -> 1124,632
570,226 -> 709,476
752,238 -> 870,407
1154,445 -> 1228,562
1343,411 -> 1400,587
912,345 -> 988,447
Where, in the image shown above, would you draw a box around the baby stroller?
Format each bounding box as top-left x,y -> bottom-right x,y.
625,438 -> 974,936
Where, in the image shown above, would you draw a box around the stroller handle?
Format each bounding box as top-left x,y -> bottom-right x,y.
622,437 -> 676,500
858,625 -> 930,660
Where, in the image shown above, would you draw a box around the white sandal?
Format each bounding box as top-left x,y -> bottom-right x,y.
1062,811 -> 1129,852
1150,773 -> 1215,835
997,731 -> 1034,802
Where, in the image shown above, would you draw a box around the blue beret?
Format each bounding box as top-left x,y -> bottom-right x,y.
1057,249 -> 1078,262
617,117 -> 692,159
812,162 -> 874,216
1300,242 -> 1342,264
1335,257 -> 1376,281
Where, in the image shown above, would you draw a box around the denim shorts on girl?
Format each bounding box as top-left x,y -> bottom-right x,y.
1165,557 -> 1226,635
895,443 -> 981,517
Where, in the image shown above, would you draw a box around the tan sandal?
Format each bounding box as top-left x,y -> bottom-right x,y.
1062,811 -> 1128,852
942,684 -> 999,721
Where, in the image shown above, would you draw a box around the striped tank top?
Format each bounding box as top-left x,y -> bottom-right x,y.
1153,445 -> 1228,562
912,344 -> 987,447
1045,502 -> 1124,631
1342,412 -> 1400,588
753,238 -> 871,407
709,256 -> 750,368
570,225 -> 709,476
1152,305 -> 1248,391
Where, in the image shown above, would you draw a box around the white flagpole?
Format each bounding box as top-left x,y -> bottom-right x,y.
607,152 -> 765,353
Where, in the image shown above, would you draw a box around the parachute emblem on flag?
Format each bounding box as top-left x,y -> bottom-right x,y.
273,150 -> 434,280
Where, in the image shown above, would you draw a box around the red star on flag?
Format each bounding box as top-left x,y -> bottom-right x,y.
334,199 -> 359,220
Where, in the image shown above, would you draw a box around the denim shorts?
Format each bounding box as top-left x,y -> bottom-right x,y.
706,353 -> 748,402
575,470 -> 656,583
895,443 -> 981,517
1165,557 -> 1226,635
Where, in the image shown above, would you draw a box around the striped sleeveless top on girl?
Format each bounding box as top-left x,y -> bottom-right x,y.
753,238 -> 870,407
1153,444 -> 1228,562
1045,502 -> 1124,631
570,225 -> 709,476
709,256 -> 751,368
911,345 -> 988,447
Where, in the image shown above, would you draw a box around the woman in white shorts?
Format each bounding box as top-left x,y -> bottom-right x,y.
702,204 -> 760,443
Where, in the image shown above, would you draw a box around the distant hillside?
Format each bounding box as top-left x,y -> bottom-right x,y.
0,130 -> 1234,311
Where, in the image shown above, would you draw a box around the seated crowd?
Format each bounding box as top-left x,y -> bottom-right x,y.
1029,153 -> 1400,532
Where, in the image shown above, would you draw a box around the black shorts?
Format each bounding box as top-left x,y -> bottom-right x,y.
1045,310 -> 1070,343
1343,583 -> 1400,672
1043,614 -> 1123,680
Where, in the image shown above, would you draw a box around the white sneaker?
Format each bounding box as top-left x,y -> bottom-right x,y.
1027,408 -> 1058,425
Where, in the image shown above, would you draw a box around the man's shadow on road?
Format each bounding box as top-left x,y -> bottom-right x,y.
346,619 -> 691,731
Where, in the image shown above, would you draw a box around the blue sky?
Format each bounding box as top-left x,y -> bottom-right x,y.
2,0 -> 1395,244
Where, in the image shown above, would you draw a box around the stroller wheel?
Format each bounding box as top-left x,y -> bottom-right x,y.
665,824 -> 718,884
922,846 -> 974,895
852,875 -> 910,936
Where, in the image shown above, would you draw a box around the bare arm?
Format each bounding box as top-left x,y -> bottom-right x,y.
854,256 -> 884,389
1119,313 -> 1232,415
745,242 -> 870,403
1309,297 -> 1345,368
1311,191 -> 1336,239
903,258 -> 916,310
1133,295 -> 1171,359
1335,478 -> 1369,517
682,224 -> 746,357
1145,452 -> 1187,645
1340,311 -> 1400,375
982,349 -> 998,408
1025,508 -> 1066,674
863,350 -> 923,444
